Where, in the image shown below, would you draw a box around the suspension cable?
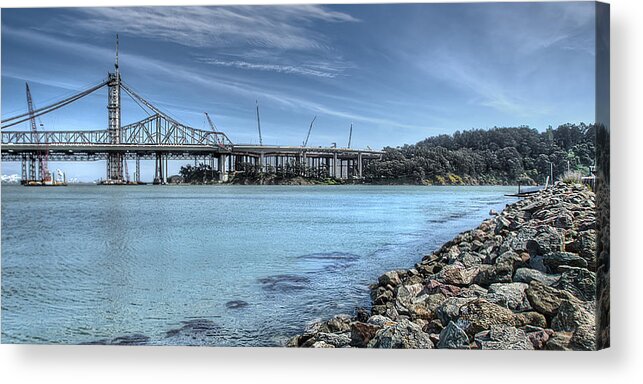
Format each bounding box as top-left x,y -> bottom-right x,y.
122,86 -> 153,116
1,79 -> 109,129
121,81 -> 181,125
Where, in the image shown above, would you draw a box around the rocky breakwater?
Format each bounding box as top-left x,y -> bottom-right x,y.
287,182 -> 598,350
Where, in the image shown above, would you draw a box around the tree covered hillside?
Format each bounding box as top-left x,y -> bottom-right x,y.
364,123 -> 596,185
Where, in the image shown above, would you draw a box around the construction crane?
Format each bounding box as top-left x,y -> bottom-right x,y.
303,116 -> 317,147
204,112 -> 224,147
347,123 -> 353,148
25,82 -> 50,183
255,100 -> 263,146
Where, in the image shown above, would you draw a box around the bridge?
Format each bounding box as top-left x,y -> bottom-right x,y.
1,43 -> 382,184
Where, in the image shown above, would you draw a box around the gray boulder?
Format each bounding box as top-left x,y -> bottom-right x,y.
378,271 -> 402,287
326,314 -> 352,333
457,299 -> 517,337
552,266 -> 596,301
486,282 -> 531,312
474,324 -> 534,350
473,262 -> 513,287
545,331 -> 574,350
437,321 -> 470,349
554,210 -> 574,229
551,300 -> 596,351
311,341 -> 335,348
526,226 -> 564,255
543,252 -> 588,273
513,268 -> 560,286
435,297 -> 473,326
367,315 -> 395,327
566,230 -> 597,269
435,264 -> 480,286
367,319 -> 434,349
315,332 -> 351,348
525,280 -> 578,318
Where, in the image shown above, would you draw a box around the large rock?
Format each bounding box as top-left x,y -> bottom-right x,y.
525,280 -> 578,318
314,332 -> 351,348
378,271 -> 402,287
552,266 -> 596,301
367,319 -> 434,349
494,250 -> 528,272
394,283 -> 424,316
326,314 -> 352,333
436,264 -> 480,286
437,321 -> 470,349
350,322 -> 380,348
473,262 -> 513,287
513,268 -> 560,286
367,315 -> 396,327
486,282 -> 531,312
457,299 -> 516,337
524,326 -> 553,350
554,210 -> 575,229
551,300 -> 596,351
501,226 -> 563,256
545,331 -> 574,350
566,230 -> 597,269
435,297 -> 473,326
543,252 -> 588,273
526,226 -> 565,255
474,324 -> 534,350
311,341 -> 335,348
302,320 -> 330,339
514,311 -> 547,328
456,284 -> 488,299
461,252 -> 484,268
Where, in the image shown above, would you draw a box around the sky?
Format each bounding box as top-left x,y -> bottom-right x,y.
1,2 -> 597,181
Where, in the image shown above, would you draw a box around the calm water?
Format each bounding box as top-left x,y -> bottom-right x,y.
1,184 -> 515,346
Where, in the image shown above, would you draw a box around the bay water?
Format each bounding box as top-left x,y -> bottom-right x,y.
1,184 -> 515,346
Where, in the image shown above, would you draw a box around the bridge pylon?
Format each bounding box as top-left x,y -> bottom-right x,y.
105,35 -> 124,183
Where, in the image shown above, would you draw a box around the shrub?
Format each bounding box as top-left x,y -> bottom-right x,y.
560,170 -> 584,184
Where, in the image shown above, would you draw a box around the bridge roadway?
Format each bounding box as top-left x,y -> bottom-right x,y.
1,131 -> 383,183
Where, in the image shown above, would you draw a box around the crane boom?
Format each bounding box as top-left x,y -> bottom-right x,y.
204,112 -> 224,146
26,83 -> 50,182
303,116 -> 317,147
348,123 -> 353,148
25,83 -> 38,138
255,100 -> 263,146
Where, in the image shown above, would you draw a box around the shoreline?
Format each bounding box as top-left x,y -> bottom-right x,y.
287,182 -> 598,350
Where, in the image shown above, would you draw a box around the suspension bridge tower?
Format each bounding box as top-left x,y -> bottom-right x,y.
106,34 -> 124,182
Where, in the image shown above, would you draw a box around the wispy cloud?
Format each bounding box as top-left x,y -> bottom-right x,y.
2,27 -> 424,134
64,5 -> 358,51
196,58 -> 344,78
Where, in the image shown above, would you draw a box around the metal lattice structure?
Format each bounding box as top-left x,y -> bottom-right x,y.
1,114 -> 233,149
121,114 -> 231,148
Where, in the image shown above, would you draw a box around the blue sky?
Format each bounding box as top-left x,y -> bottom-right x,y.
1,2 -> 597,181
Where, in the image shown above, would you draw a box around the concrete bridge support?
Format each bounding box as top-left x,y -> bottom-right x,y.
135,155 -> 141,183
218,154 -> 228,182
20,155 -> 28,183
333,153 -> 339,178
154,152 -> 167,184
